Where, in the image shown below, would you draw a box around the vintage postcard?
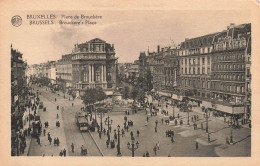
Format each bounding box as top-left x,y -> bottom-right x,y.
0,0 -> 260,166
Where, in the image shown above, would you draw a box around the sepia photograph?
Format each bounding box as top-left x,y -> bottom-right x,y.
1,0 -> 260,166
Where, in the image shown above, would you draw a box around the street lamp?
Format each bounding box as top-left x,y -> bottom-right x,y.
205,109 -> 209,133
98,112 -> 105,131
105,116 -> 113,141
117,125 -> 122,156
127,137 -> 139,157
172,102 -> 175,119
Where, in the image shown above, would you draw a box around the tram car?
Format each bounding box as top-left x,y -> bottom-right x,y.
76,117 -> 89,132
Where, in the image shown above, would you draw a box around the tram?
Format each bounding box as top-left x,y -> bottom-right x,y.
76,117 -> 89,131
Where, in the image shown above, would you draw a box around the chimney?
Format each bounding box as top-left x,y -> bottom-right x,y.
157,45 -> 160,53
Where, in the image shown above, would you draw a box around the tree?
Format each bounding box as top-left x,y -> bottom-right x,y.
82,87 -> 107,112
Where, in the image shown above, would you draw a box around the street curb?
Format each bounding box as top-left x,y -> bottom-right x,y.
88,131 -> 104,156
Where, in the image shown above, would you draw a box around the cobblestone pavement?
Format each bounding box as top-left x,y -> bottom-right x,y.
27,85 -> 251,157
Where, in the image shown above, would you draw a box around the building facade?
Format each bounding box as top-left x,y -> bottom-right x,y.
55,38 -> 118,96
178,33 -> 217,100
210,23 -> 251,116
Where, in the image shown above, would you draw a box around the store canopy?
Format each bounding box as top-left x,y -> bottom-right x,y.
172,94 -> 183,101
158,91 -> 171,97
202,101 -> 245,114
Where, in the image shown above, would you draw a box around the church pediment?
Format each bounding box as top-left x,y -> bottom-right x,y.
88,38 -> 106,43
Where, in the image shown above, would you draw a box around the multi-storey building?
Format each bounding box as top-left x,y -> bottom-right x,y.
56,54 -> 73,87
177,33 -> 218,104
11,45 -> 27,156
56,38 -> 118,96
210,23 -> 251,116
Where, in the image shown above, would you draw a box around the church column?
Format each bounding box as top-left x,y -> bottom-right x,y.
88,65 -> 91,83
92,64 -> 95,83
104,64 -> 106,82
101,64 -> 103,83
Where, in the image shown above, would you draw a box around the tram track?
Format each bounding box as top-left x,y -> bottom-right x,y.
80,131 -> 104,156
33,86 -> 103,156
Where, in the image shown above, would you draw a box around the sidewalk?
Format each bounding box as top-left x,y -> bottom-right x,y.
27,85 -> 69,156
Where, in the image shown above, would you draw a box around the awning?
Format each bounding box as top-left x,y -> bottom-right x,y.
104,91 -> 113,95
216,104 -> 245,114
172,94 -> 183,101
158,91 -> 171,97
202,101 -> 245,114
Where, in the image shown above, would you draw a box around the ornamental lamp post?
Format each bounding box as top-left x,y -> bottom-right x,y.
127,137 -> 139,157
117,125 -> 122,156
206,109 -> 209,133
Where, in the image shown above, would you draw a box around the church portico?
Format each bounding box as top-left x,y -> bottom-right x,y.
69,38 -> 117,94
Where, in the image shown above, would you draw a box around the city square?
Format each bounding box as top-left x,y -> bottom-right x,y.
11,20 -> 251,157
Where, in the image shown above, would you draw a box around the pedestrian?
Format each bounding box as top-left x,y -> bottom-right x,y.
63,149 -> 66,157
177,113 -> 180,119
153,146 -> 157,156
196,142 -> 198,150
147,116 -> 149,122
208,134 -> 211,143
57,113 -> 59,119
171,136 -> 174,143
57,137 -> 60,146
59,150 -> 63,157
126,125 -> 129,132
161,118 -> 163,124
146,151 -> 150,157
155,120 -> 158,127
137,130 -> 140,137
49,137 -> 52,145
43,129 -> 46,136
72,103 -> 74,107
71,143 -> 74,153
106,140 -> 109,148
54,138 -> 57,145
155,126 -> 157,133
130,131 -> 133,138
157,142 -> 160,150
99,131 -> 102,138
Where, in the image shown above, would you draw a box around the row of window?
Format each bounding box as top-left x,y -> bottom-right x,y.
181,56 -> 210,66
178,47 -> 212,56
212,63 -> 245,71
213,53 -> 244,62
212,73 -> 245,82
181,79 -> 210,89
211,82 -> 245,94
181,67 -> 210,75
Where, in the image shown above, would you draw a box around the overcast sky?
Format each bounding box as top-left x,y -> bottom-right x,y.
10,10 -> 251,64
